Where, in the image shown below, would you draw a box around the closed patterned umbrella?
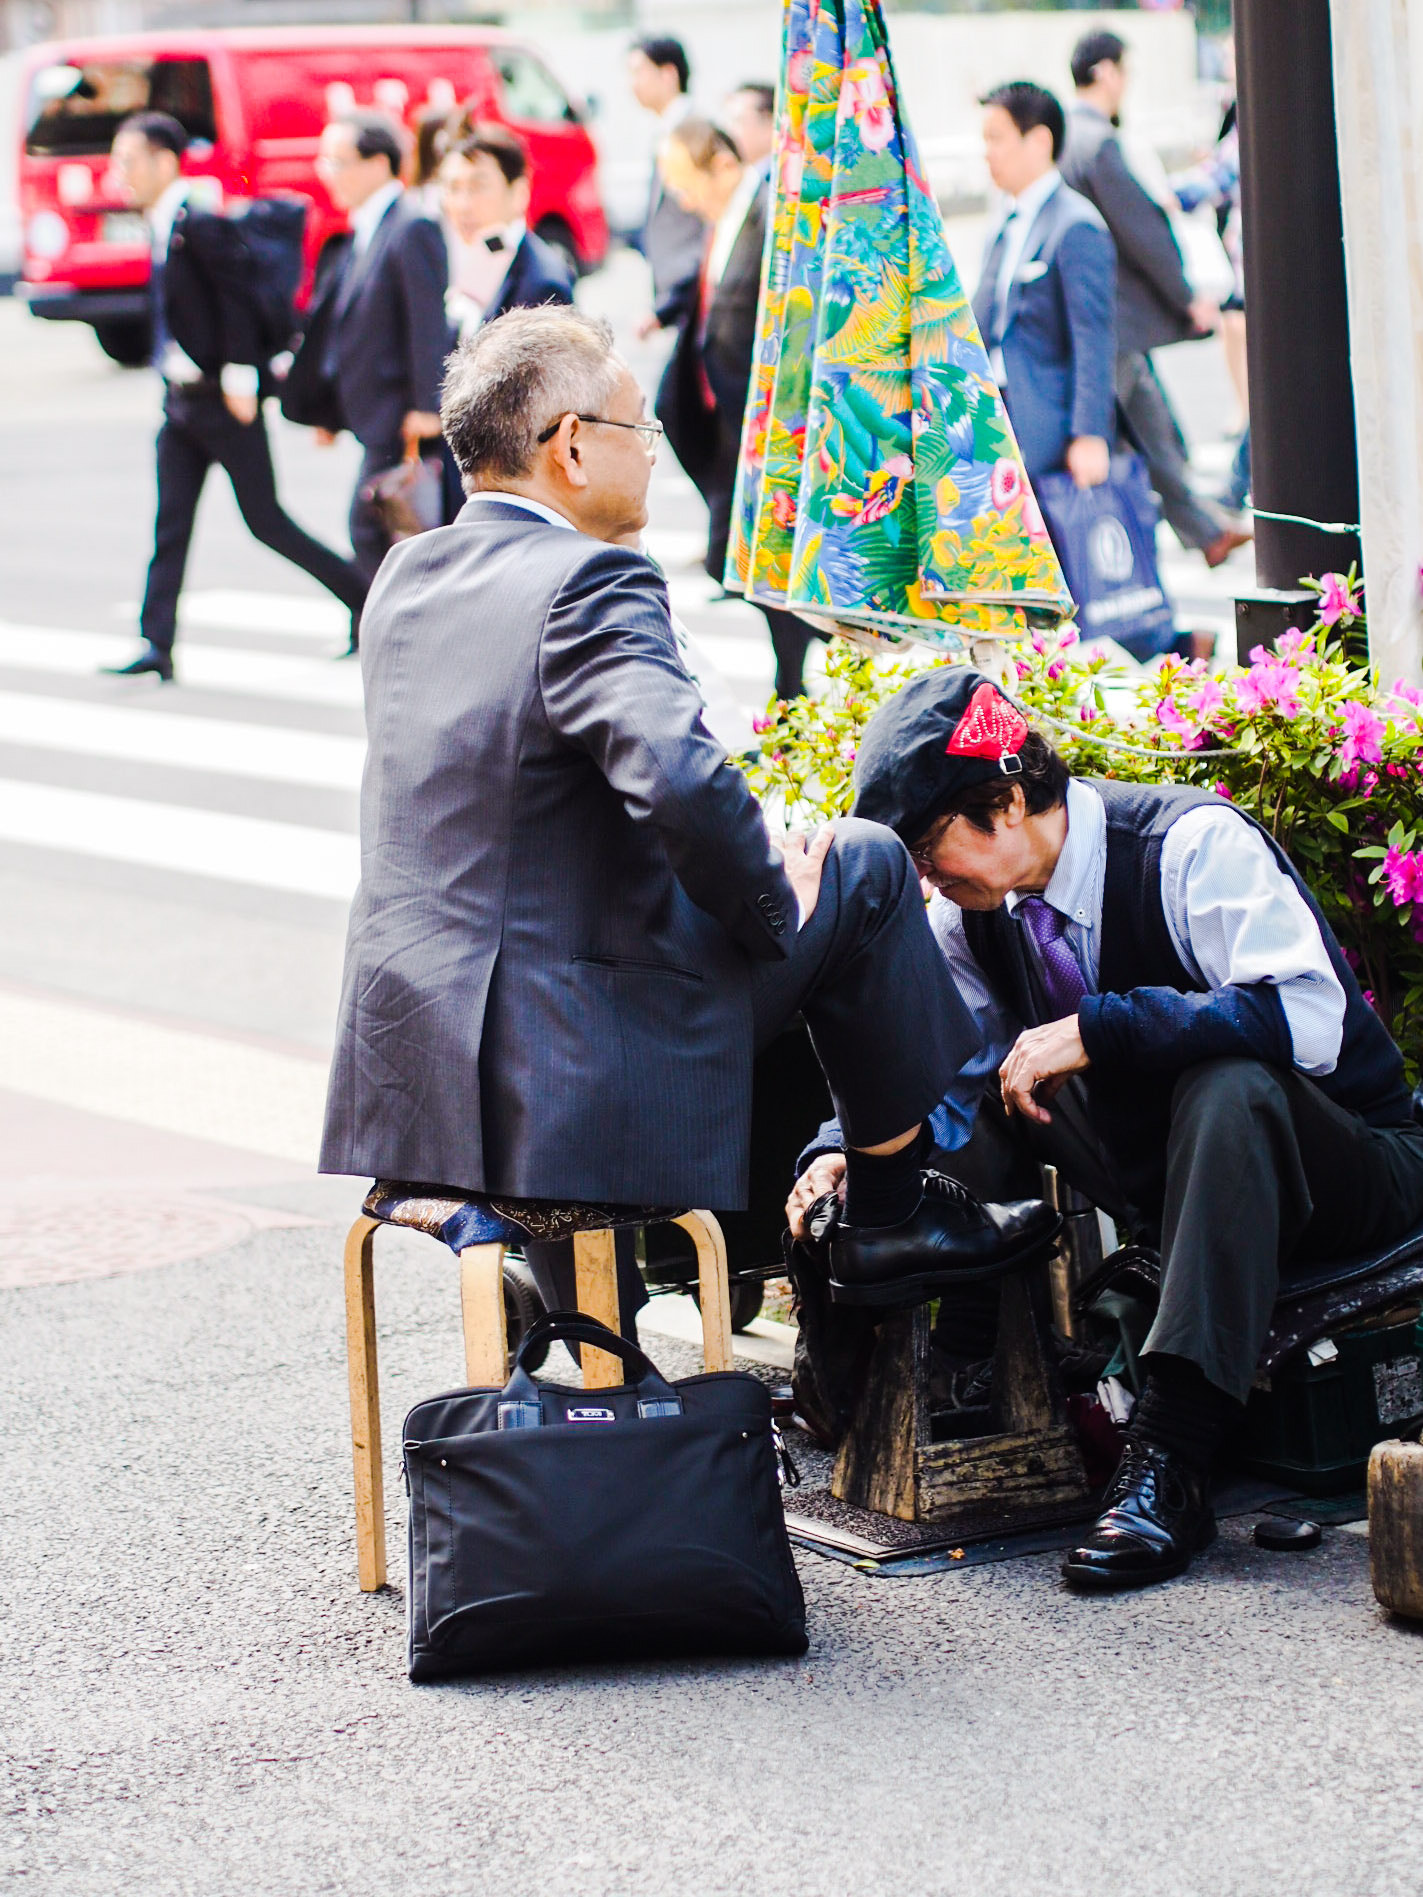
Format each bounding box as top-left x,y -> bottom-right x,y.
726,0 -> 1072,648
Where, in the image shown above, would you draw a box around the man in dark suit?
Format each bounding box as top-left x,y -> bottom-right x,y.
973,84 -> 1116,490
656,118 -> 819,699
1059,31 -> 1249,569
320,305 -> 1055,1321
626,35 -> 707,339
103,112 -> 367,682
288,112 -> 449,606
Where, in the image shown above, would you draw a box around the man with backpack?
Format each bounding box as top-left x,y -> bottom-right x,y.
104,111 -> 367,683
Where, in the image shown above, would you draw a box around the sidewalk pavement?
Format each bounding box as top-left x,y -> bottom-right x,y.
5,1207 -> 1422,1897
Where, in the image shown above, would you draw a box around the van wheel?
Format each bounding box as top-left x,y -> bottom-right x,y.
690,1276 -> 765,1333
93,318 -> 152,367
503,1257 -> 547,1371
534,217 -> 583,281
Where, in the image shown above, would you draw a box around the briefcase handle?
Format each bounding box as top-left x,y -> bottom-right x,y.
504,1309 -> 682,1408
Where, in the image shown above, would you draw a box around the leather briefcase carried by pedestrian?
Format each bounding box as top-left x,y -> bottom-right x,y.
401,1312 -> 809,1680
360,443 -> 444,543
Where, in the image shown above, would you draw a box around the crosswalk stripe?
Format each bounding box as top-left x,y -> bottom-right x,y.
0,691 -> 365,789
0,779 -> 359,899
0,621 -> 366,710
135,589 -> 350,639
0,986 -> 326,1166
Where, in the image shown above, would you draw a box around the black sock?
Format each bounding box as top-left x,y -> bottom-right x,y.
843,1124 -> 932,1229
1128,1353 -> 1243,1477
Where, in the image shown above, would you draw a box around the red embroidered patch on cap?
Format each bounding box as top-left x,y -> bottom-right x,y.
945,681 -> 1029,760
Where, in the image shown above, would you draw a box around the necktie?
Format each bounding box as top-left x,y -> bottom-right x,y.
982,208 -> 1017,346
1017,896 -> 1087,1019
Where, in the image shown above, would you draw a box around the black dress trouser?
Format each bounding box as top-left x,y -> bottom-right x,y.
140,385 -> 367,652
525,818 -> 981,1344
943,1059 -> 1423,1405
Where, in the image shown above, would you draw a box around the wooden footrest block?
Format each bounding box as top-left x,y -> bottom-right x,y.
831,1268 -> 1094,1532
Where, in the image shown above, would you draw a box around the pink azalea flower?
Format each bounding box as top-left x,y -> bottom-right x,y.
1155,698 -> 1198,745
1079,703 -> 1098,723
1275,628 -> 1316,663
1046,658 -> 1066,682
1383,846 -> 1423,907
1213,781 -> 1233,800
1236,658 -> 1302,719
1058,625 -> 1079,649
1016,660 -> 1032,681
1337,699 -> 1386,769
1187,678 -> 1226,725
751,714 -> 774,735
1317,571 -> 1362,626
990,459 -> 1024,512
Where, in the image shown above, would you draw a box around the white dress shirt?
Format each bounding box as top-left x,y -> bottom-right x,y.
148,177 -> 258,401
984,166 -> 1061,385
926,777 -> 1348,1147
445,218 -> 526,337
350,179 -> 403,257
705,165 -> 763,294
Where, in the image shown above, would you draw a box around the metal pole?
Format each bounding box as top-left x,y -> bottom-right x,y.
1234,0 -> 1361,588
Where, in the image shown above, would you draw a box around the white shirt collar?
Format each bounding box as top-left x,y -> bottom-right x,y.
148,177 -> 191,254
1005,776 -> 1104,929
706,166 -> 762,290
660,93 -> 693,131
351,178 -> 403,254
469,492 -> 577,532
1004,165 -> 1061,228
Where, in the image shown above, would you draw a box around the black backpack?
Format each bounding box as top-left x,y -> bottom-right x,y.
229,196 -> 308,359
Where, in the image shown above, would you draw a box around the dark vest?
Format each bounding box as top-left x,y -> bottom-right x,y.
961,780 -> 1412,1194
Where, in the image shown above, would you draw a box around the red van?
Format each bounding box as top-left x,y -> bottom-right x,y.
17,25 -> 608,364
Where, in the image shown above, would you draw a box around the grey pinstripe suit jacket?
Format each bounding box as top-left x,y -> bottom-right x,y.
319,498 -> 796,1206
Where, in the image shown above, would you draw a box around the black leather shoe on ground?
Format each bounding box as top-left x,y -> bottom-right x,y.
827,1170 -> 1061,1306
1060,1438 -> 1216,1591
102,644 -> 173,682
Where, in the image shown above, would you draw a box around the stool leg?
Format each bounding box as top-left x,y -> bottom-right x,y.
674,1210 -> 733,1373
572,1228 -> 623,1388
343,1215 -> 386,1592
460,1243 -> 508,1385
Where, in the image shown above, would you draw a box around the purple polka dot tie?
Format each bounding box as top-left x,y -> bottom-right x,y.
1017,896 -> 1087,1018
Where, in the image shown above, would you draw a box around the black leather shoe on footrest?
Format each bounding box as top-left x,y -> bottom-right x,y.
826,1170 -> 1061,1306
1060,1439 -> 1216,1591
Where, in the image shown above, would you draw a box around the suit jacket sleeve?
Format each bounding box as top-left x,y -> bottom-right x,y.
395,216 -> 452,416
539,544 -> 796,959
1058,219 -> 1117,441
185,211 -> 264,368
1088,138 -> 1194,321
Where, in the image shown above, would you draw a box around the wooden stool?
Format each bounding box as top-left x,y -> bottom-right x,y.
342,1182 -> 733,1591
1369,1439 -> 1423,1619
831,1257 -> 1094,1535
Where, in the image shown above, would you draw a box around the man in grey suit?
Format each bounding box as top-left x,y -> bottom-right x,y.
1059,31 -> 1249,569
319,306 -> 1054,1321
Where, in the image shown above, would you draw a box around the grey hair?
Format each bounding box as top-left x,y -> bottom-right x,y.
440,307 -> 624,485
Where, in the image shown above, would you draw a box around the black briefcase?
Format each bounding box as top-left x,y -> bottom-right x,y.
401,1312 -> 809,1680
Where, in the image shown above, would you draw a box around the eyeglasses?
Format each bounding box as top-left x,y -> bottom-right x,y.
536,413 -> 664,453
908,814 -> 958,871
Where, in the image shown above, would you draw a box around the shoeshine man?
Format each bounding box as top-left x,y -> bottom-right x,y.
788,669 -> 1423,1591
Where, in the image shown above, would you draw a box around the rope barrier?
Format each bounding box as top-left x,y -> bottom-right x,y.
1246,507 -> 1362,536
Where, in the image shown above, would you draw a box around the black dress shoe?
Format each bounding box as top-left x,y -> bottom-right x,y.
1061,1438 -> 1216,1591
827,1170 -> 1061,1306
102,644 -> 173,682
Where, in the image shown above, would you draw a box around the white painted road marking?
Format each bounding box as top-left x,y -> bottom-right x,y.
0,779 -> 359,899
0,691 -> 365,789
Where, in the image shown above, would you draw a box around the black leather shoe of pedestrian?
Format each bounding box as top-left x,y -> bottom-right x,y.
1060,1439 -> 1217,1591
827,1170 -> 1061,1306
103,644 -> 174,682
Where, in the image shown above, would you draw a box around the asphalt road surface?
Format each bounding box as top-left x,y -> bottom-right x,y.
5,258 -> 1417,1897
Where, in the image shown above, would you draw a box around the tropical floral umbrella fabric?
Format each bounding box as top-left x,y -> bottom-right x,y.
726,0 -> 1072,646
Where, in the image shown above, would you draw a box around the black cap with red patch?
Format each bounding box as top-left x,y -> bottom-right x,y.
851,668 -> 1030,845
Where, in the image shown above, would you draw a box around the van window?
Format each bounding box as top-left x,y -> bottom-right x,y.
25,58 -> 217,157
492,51 -> 578,127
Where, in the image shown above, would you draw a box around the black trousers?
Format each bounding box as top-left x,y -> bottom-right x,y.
1116,351 -> 1226,554
528,819 -> 979,1344
140,386 -> 367,653
350,436 -> 406,586
947,1059 -> 1423,1404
